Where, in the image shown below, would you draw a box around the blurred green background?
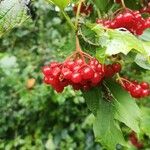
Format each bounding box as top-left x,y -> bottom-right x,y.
0,0 -> 101,149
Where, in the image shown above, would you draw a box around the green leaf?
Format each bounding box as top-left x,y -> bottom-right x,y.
0,0 -> 29,37
91,0 -> 108,11
134,42 -> 150,69
83,87 -> 126,149
106,80 -> 141,133
82,87 -> 99,116
140,107 -> 150,137
89,24 -> 148,57
79,24 -> 100,46
125,0 -> 140,10
91,0 -> 113,12
46,0 -> 70,9
95,47 -> 106,63
142,41 -> 150,56
135,54 -> 150,70
139,29 -> 150,42
106,29 -> 146,55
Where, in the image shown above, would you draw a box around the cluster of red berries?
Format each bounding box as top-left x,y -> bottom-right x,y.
96,10 -> 150,35
42,57 -> 122,93
42,58 -> 105,93
129,132 -> 143,149
120,78 -> 150,98
73,2 -> 93,16
104,62 -> 122,78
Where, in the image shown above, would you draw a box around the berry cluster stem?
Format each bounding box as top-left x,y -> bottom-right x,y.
61,9 -> 76,31
116,73 -> 124,86
119,77 -> 135,86
120,0 -> 126,8
76,36 -> 86,62
76,36 -> 82,53
75,0 -> 84,30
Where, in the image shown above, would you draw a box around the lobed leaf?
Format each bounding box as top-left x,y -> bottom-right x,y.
91,0 -> 113,12
135,54 -> 150,70
87,24 -> 150,61
83,87 -> 126,149
139,29 -> 150,42
105,80 -> 141,133
140,107 -> 150,137
0,0 -> 29,37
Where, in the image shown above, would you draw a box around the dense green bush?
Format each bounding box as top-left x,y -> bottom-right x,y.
0,1 -> 100,149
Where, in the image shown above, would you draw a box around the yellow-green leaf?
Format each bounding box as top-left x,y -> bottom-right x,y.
0,0 -> 29,37
46,0 -> 70,9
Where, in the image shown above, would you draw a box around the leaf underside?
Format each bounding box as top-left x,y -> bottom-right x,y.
0,0 -> 29,37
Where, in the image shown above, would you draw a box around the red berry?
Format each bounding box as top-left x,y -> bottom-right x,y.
43,76 -> 50,84
105,65 -> 115,78
96,64 -> 103,72
52,67 -> 61,77
80,80 -> 87,85
72,65 -> 81,72
65,60 -> 75,70
115,14 -> 124,25
91,73 -> 102,84
75,59 -> 84,66
141,89 -> 149,97
94,59 -> 99,66
81,66 -> 94,80
51,77 -> 60,86
140,82 -> 149,89
61,68 -> 72,80
128,83 -> 136,92
89,60 -> 95,65
54,86 -> 64,93
42,66 -> 52,76
112,63 -> 122,73
50,62 -> 59,68
71,72 -> 82,83
61,80 -> 69,87
47,77 -> 55,85
91,65 -> 96,70
72,84 -> 81,90
123,12 -> 133,23
130,85 -> 142,98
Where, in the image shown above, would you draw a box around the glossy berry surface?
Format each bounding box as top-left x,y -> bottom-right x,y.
42,57 -> 106,93
104,62 -> 122,78
96,10 -> 150,35
42,48 -> 122,94
119,78 -> 150,99
71,72 -> 82,83
112,63 -> 122,73
81,66 -> 94,79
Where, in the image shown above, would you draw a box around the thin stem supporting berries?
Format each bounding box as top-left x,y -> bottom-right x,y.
118,77 -> 150,99
42,37 -> 122,93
